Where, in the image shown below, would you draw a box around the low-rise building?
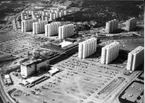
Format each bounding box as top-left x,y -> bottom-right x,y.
20,59 -> 49,78
4,74 -> 13,85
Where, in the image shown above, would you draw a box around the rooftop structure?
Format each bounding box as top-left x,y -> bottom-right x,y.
59,40 -> 73,48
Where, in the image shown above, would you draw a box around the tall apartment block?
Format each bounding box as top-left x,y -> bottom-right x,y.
78,38 -> 97,59
58,24 -> 74,39
21,19 -> 36,32
33,21 -> 48,34
48,9 -> 67,21
24,8 -> 67,22
101,41 -> 120,64
45,22 -> 61,37
105,19 -> 118,33
126,17 -> 137,31
21,13 -> 29,20
41,10 -> 50,21
54,10 -> 59,18
126,46 -> 144,71
59,11 -> 63,18
21,10 -> 32,20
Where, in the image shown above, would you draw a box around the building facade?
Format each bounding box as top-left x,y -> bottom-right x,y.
41,10 -> 50,21
21,19 -> 36,32
45,22 -> 61,37
101,41 -> 120,64
126,46 -> 144,71
126,17 -> 137,31
21,10 -> 32,20
20,59 -> 49,78
78,38 -> 97,59
33,21 -> 48,34
22,8 -> 67,22
58,24 -> 74,39
105,19 -> 118,33
20,60 -> 35,78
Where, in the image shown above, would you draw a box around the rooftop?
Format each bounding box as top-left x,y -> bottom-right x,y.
104,41 -> 120,49
129,46 -> 144,54
59,40 -> 73,48
21,59 -> 42,66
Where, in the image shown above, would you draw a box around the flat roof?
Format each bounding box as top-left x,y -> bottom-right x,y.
104,42 -> 120,49
129,46 -> 144,54
59,41 -> 72,48
21,59 -> 42,66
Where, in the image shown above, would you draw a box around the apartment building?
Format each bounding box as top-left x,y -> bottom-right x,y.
33,21 -> 48,34
45,22 -> 61,37
101,41 -> 120,64
21,19 -> 36,32
126,17 -> 137,31
78,38 -> 97,59
126,46 -> 144,71
105,19 -> 118,33
58,24 -> 74,39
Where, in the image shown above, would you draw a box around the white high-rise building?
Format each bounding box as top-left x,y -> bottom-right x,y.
101,41 -> 120,64
21,19 -> 36,32
21,10 -> 32,20
33,21 -> 48,34
49,13 -> 53,21
49,12 -> 57,21
55,10 -> 59,18
52,12 -> 56,20
78,38 -> 97,59
41,10 -> 50,21
126,46 -> 144,71
45,22 -> 61,37
63,10 -> 67,16
46,8 -> 68,21
21,13 -> 29,20
126,17 -> 137,31
59,10 -> 63,18
58,24 -> 74,39
105,19 -> 118,33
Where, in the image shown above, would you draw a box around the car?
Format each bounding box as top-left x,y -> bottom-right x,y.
19,83 -> 25,87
